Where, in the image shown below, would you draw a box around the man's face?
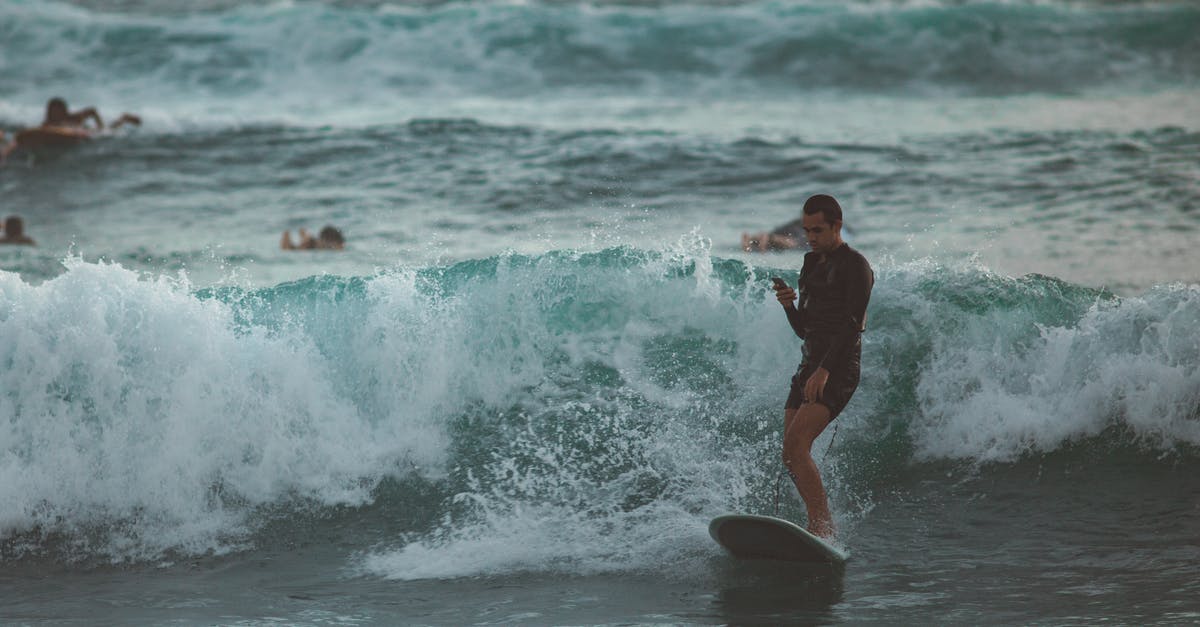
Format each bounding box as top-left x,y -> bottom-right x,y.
802,212 -> 841,254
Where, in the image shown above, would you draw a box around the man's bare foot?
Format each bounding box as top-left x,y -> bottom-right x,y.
808,520 -> 836,540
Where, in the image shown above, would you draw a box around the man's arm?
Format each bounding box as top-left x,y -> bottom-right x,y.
111,113 -> 142,130
67,108 -> 104,129
783,296 -> 806,339
774,284 -> 807,339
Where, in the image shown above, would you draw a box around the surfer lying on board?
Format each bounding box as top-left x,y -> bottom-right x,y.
771,194 -> 873,539
1,98 -> 141,162
39,97 -> 142,132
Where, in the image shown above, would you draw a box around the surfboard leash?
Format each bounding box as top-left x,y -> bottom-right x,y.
822,421 -> 839,464
773,423 -> 840,517
773,469 -> 790,517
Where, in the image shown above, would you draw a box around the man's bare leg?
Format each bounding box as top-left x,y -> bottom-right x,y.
782,403 -> 834,538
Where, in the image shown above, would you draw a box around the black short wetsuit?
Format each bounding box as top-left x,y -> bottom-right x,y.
783,243 -> 874,420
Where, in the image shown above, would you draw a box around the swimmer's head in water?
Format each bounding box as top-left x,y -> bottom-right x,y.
4,216 -> 25,237
801,194 -> 844,254
318,225 -> 345,249
44,98 -> 69,124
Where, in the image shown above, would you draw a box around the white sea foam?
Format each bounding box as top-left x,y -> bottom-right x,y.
0,260 -> 448,561
360,255 -> 1199,581
3,249 -> 1196,570
894,272 -> 1200,462
357,241 -> 848,581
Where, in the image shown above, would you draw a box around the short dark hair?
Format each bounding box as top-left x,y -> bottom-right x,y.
802,194 -> 842,225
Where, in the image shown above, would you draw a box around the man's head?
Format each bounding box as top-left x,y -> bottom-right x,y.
801,194 -> 844,254
44,98 -> 69,124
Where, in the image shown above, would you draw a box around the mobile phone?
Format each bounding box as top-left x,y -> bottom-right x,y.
770,276 -> 789,290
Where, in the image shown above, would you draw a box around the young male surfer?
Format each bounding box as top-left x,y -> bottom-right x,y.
771,194 -> 873,539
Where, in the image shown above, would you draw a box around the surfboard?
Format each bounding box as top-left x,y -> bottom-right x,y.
14,127 -> 92,149
709,514 -> 848,563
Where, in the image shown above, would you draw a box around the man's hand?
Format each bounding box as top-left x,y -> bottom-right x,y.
805,367 -> 829,402
113,113 -> 142,129
774,284 -> 797,310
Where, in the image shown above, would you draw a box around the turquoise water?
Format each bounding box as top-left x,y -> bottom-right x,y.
1,1 -> 1199,624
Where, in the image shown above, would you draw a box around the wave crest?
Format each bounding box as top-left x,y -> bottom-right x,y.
2,1 -> 1197,127
2,250 -> 1197,566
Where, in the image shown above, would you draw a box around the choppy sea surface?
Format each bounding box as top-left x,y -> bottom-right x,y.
2,0 -> 1198,624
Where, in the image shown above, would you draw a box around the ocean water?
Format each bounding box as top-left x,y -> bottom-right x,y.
1,0 -> 1199,624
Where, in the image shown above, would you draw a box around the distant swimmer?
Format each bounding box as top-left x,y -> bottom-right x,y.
742,215 -> 807,252
770,194 -> 873,539
1,97 -> 141,162
0,216 -> 36,246
281,225 -> 345,251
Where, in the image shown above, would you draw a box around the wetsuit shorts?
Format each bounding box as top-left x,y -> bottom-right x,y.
785,339 -> 861,420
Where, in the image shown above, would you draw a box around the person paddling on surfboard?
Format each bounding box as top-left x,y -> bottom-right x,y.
1,98 -> 141,162
771,194 -> 873,539
38,97 -> 142,132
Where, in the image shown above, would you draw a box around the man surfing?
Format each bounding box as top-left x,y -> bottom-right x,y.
771,194 -> 873,539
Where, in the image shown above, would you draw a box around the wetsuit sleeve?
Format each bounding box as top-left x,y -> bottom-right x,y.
784,304 -> 806,339
816,255 -> 873,371
783,259 -> 810,339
